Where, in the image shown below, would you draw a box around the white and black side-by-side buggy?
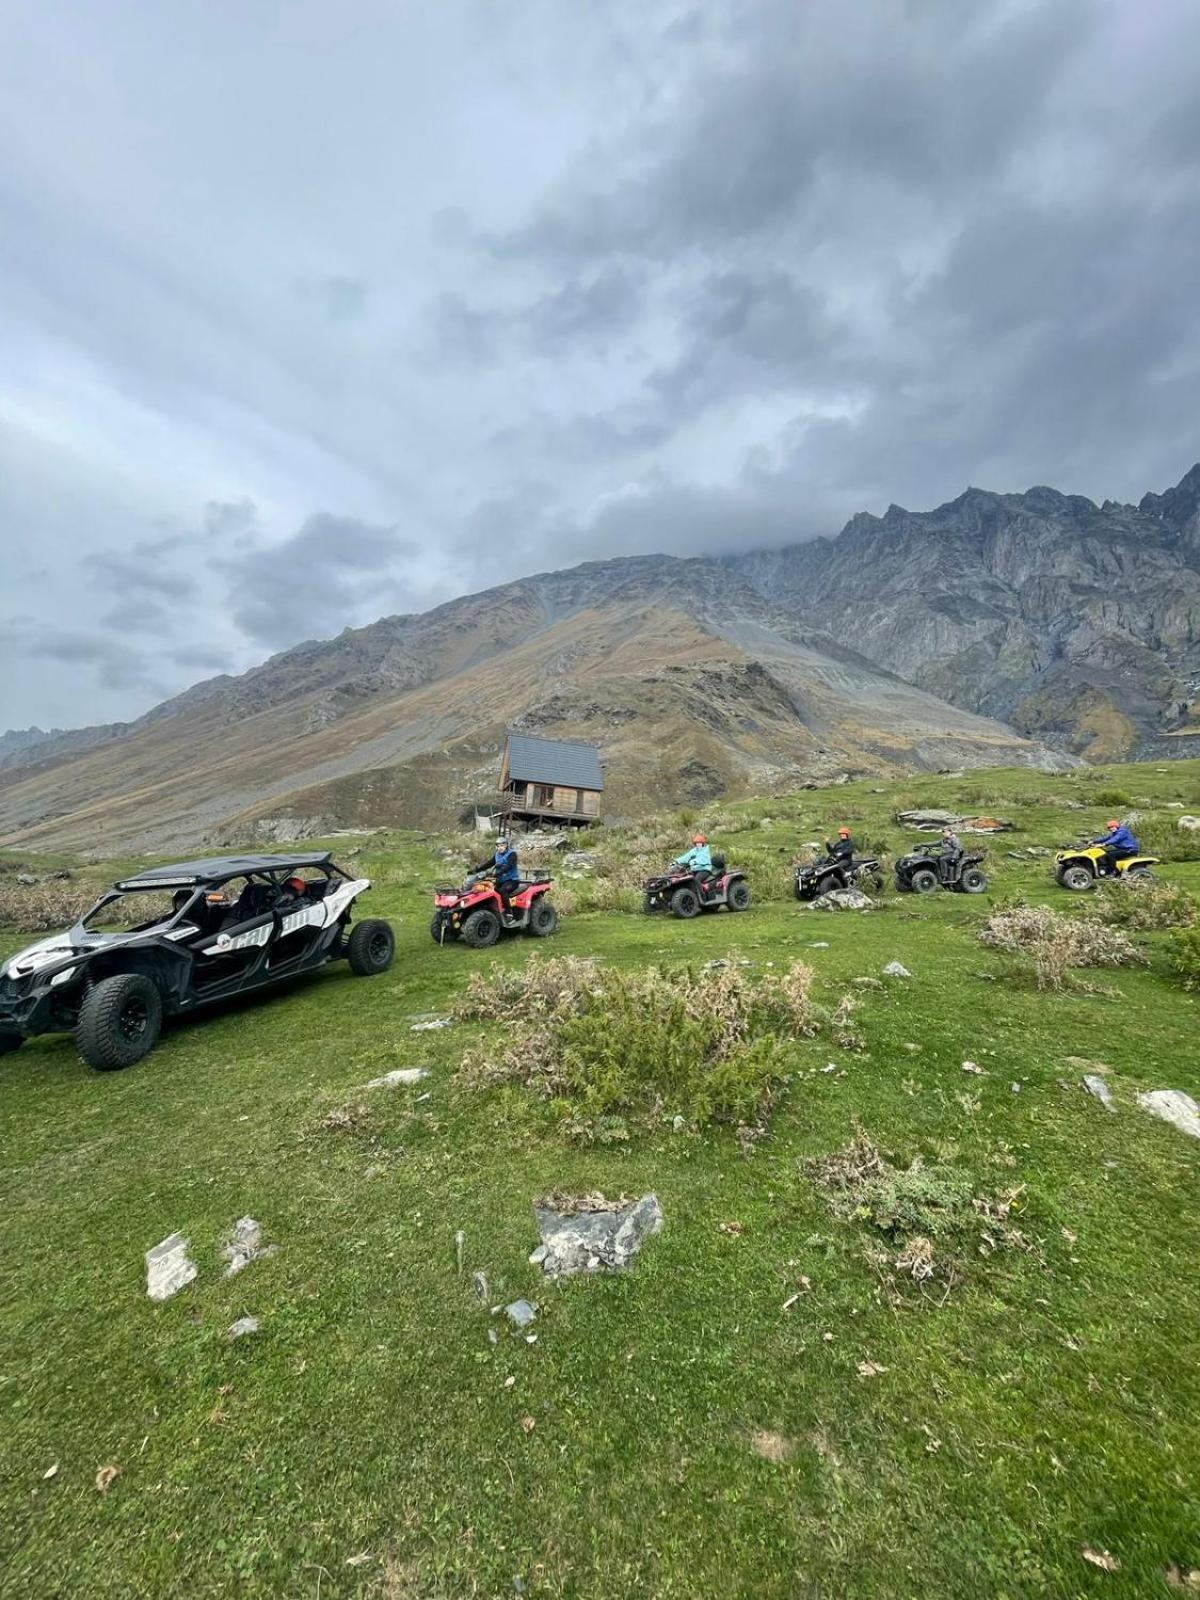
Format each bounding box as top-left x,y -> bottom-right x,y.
0,852 -> 394,1071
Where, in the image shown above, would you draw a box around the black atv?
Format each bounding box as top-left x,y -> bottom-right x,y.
795,855 -> 884,901
643,855 -> 751,918
894,846 -> 988,894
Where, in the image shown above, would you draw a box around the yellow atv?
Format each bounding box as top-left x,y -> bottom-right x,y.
1054,845 -> 1159,891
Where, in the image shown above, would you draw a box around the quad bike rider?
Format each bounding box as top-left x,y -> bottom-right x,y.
643,833 -> 751,918
794,827 -> 883,900
431,835 -> 558,948
1054,819 -> 1158,891
895,829 -> 988,893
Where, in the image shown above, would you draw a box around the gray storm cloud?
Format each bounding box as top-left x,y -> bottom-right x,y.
1,0 -> 1198,727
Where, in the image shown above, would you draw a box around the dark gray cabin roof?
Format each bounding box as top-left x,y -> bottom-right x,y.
116,852 -> 334,888
505,732 -> 604,792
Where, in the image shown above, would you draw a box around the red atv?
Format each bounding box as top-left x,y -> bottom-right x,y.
642,854 -> 751,918
431,871 -> 558,949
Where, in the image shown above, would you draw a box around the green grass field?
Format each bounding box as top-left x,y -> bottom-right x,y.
3,761 -> 1200,1599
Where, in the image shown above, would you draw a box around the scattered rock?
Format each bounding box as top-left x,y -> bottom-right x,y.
504,1299 -> 537,1329
1138,1090 -> 1200,1140
95,1464 -> 121,1494
146,1232 -> 198,1301
807,941 -> 830,948
472,1270 -> 490,1304
221,1216 -> 278,1277
16,872 -> 38,886
363,1067 -> 429,1089
531,1192 -> 664,1278
561,851 -> 597,870
1081,1547 -> 1121,1573
896,809 -> 1012,834
882,961 -> 913,978
454,1229 -> 466,1273
812,888 -> 874,911
1082,1075 -> 1117,1112
410,1017 -> 453,1033
227,1315 -> 261,1340
961,1060 -> 985,1075
1178,815 -> 1200,832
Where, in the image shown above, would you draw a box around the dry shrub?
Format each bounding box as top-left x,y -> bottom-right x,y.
979,903 -> 1141,990
805,1126 -> 1029,1288
1086,877 -> 1198,931
457,956 -> 824,1139
0,881 -> 88,931
1170,926 -> 1200,992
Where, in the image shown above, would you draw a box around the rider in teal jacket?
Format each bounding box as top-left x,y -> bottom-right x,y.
674,833 -> 713,873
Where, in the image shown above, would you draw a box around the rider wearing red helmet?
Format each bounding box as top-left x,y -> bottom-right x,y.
826,826 -> 855,866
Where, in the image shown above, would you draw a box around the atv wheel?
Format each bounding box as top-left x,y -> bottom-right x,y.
670,886 -> 701,919
894,875 -> 910,893
0,1031 -> 22,1057
1123,865 -> 1155,882
430,912 -> 455,944
461,908 -> 502,948
529,900 -> 558,937
77,972 -> 163,1071
910,867 -> 939,894
818,874 -> 841,897
643,893 -> 656,915
1060,865 -> 1095,892
727,880 -> 751,912
347,918 -> 395,975
959,867 -> 988,894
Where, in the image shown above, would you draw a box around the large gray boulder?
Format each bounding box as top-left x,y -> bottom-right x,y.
531,1193 -> 663,1278
811,887 -> 874,911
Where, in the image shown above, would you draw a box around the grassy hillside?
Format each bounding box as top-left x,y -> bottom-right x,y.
3,761 -> 1200,1599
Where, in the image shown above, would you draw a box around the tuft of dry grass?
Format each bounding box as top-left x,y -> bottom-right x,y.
978,902 -> 1142,989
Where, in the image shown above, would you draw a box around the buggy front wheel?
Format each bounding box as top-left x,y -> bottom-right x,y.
77,972 -> 162,1071
349,919 -> 395,974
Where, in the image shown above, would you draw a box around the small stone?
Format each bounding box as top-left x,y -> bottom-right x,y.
487,1328 -> 498,1346
410,1017 -> 453,1032
807,941 -> 830,948
472,1270 -> 489,1304
1011,1082 -> 1021,1094
671,1114 -> 686,1132
454,1229 -> 465,1273
1138,1089 -> 1200,1140
363,1067 -> 429,1089
1082,1075 -> 1116,1112
961,1061 -> 985,1075
882,961 -> 913,978
221,1216 -> 278,1278
146,1232 -> 198,1302
227,1316 -> 261,1340
504,1299 -> 537,1329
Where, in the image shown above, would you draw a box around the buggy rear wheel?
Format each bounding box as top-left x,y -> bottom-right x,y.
349,918 -> 395,975
77,972 -> 162,1071
959,867 -> 988,894
670,886 -> 701,919
461,907 -> 502,948
727,880 -> 751,912
529,899 -> 558,937
910,867 -> 939,894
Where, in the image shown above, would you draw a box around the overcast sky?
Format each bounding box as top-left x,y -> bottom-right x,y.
2,0 -> 1199,730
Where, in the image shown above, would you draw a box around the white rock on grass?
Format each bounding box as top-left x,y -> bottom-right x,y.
221,1216 -> 279,1278
882,961 -> 913,979
811,888 -> 874,912
363,1067 -> 429,1089
504,1298 -> 537,1328
227,1316 -> 260,1340
1138,1090 -> 1200,1140
1178,815 -> 1200,832
532,1193 -> 663,1278
1082,1075 -> 1117,1112
410,1018 -> 453,1033
146,1232 -> 198,1301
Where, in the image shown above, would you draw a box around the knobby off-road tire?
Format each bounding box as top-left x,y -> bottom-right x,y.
430,912 -> 458,944
0,1031 -> 23,1057
670,886 -> 701,919
1060,864 -> 1095,892
727,880 -> 751,912
529,900 -> 558,937
348,919 -> 396,975
818,875 -> 841,897
959,867 -> 988,894
1123,866 -> 1155,883
76,972 -> 163,1071
461,908 -> 502,949
910,867 -> 939,894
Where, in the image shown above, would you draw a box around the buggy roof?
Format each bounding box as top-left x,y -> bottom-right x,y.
115,852 -> 334,889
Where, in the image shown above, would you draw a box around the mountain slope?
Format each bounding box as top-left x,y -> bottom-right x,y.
727,465 -> 1200,760
0,562 -> 1061,854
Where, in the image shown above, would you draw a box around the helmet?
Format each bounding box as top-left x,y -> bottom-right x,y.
496,836 -> 509,850
693,833 -> 707,845
838,827 -> 850,838
1107,819 -> 1120,830
285,875 -> 306,895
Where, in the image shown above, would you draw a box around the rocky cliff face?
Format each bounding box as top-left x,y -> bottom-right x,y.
726,465 -> 1200,759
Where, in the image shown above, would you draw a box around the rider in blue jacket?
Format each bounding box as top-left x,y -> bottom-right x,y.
473,835 -> 520,913
674,833 -> 713,874
1094,819 -> 1138,874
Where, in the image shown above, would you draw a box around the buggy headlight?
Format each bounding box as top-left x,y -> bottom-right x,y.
49,963 -> 81,988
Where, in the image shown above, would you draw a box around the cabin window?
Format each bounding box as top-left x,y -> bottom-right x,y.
535,784 -> 554,808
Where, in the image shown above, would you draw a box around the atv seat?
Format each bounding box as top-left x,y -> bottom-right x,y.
709,854 -> 727,873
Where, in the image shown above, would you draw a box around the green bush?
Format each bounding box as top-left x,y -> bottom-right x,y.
1170,926 -> 1200,992
1087,877 -> 1199,931
1132,818 -> 1200,863
1089,787 -> 1134,808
